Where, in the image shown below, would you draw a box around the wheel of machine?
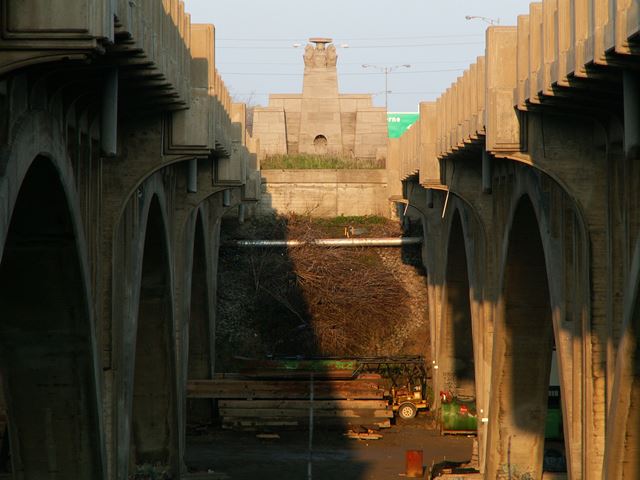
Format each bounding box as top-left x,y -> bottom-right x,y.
398,402 -> 417,420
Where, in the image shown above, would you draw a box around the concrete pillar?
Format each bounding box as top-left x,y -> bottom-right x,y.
187,159 -> 198,193
623,70 -> 640,159
108,0 -> 116,42
238,203 -> 246,224
426,188 -> 434,209
101,68 -> 118,157
482,150 -> 492,194
486,197 -> 553,479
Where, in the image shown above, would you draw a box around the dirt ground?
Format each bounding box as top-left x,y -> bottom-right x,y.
186,416 -> 473,480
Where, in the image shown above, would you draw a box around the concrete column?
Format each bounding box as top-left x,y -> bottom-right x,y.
101,68 -> 118,157
426,188 -> 434,209
238,203 -> 246,224
482,150 -> 492,194
187,159 -> 198,193
623,70 -> 640,159
108,0 -> 116,42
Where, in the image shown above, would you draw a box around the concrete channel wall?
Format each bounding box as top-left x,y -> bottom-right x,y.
259,169 -> 394,218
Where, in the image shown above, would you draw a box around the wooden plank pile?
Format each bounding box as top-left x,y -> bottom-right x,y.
187,376 -> 393,431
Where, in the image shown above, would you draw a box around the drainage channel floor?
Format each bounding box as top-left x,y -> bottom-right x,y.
186,417 -> 474,480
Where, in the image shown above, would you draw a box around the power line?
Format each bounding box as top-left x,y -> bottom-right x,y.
218,60 -> 477,66
231,91 -> 444,96
216,41 -> 484,50
219,68 -> 465,76
216,33 -> 485,42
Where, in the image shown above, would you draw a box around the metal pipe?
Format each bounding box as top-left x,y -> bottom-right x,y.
228,237 -> 423,248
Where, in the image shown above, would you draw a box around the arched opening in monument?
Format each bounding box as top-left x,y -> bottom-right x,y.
498,196 -> 566,476
0,158 -> 102,478
187,212 -> 214,426
313,134 -> 328,154
130,197 -> 177,472
442,212 -> 476,401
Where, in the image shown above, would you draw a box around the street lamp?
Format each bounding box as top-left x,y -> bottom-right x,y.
464,15 -> 500,25
361,64 -> 411,110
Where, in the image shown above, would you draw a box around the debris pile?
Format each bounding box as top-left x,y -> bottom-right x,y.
216,214 -> 429,365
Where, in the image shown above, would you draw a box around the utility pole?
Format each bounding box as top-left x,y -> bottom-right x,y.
362,64 -> 411,110
464,15 -> 500,25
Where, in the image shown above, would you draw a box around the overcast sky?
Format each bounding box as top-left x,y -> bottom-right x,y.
182,1 -> 534,112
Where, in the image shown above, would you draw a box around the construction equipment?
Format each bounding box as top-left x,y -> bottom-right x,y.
344,356 -> 430,419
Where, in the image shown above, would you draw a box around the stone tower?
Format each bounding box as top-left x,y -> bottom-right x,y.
298,38 -> 344,156
251,36 -> 388,162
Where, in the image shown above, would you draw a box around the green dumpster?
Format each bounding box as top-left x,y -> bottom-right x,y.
440,398 -> 478,434
545,407 -> 563,439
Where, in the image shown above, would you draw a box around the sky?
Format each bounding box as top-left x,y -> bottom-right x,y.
182,0 -> 534,112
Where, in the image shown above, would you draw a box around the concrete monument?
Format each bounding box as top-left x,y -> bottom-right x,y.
252,38 -> 388,163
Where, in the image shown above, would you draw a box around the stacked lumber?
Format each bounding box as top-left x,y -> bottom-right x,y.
187,377 -> 392,431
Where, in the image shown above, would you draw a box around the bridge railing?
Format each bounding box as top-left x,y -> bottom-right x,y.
388,0 -> 640,190
163,23 -> 258,187
0,0 -> 112,74
213,69 -> 234,156
115,0 -> 191,105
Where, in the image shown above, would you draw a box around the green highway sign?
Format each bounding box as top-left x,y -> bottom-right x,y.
387,112 -> 420,138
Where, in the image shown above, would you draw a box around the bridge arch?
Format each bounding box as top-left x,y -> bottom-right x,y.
0,157 -> 104,478
186,209 -> 215,426
111,176 -> 179,479
437,194 -> 491,469
130,194 -> 178,471
440,209 -> 476,400
486,176 -> 590,478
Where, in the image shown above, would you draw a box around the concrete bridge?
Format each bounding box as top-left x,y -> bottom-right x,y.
4,0 -> 640,479
388,1 -> 640,478
0,1 -> 259,478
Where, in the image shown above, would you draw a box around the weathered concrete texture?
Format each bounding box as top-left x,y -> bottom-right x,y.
252,38 -> 388,162
259,169 -> 392,218
0,2 -> 258,479
388,1 -> 640,478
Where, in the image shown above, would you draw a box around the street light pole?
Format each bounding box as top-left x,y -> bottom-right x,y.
464,15 -> 500,25
362,64 -> 411,110
384,67 -> 389,110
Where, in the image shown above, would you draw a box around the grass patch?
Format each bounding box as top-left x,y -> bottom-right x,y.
261,153 -> 385,170
312,215 -> 388,227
